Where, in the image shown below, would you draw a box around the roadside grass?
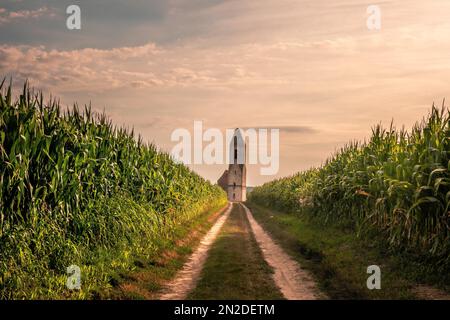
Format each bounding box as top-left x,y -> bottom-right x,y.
245,202 -> 449,300
188,203 -> 285,300
104,203 -> 229,299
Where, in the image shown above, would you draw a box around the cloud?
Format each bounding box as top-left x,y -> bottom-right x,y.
0,6 -> 55,25
0,43 -> 166,92
241,126 -> 317,134
0,1 -> 169,49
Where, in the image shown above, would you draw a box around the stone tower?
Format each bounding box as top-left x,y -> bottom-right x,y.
217,129 -> 246,202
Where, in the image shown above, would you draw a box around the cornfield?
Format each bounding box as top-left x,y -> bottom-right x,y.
250,106 -> 450,262
0,81 -> 227,299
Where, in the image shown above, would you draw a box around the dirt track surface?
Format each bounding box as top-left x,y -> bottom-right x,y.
159,204 -> 232,300
242,203 -> 324,300
160,202 -> 323,300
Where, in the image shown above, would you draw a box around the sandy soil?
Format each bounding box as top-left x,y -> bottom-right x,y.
159,203 -> 232,300
413,285 -> 450,300
242,203 -> 324,300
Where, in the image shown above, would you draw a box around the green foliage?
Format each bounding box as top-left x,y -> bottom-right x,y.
250,106 -> 450,263
0,81 -> 227,299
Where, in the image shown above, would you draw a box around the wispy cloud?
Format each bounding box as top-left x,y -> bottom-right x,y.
242,126 -> 317,134
0,6 -> 55,25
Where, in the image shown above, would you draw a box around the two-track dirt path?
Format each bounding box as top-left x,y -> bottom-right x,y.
159,203 -> 232,299
242,203 -> 323,299
160,202 -> 323,300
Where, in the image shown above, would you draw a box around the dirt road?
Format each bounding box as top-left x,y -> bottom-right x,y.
160,202 -> 323,300
242,203 -> 323,299
159,203 -> 232,299
188,203 -> 284,299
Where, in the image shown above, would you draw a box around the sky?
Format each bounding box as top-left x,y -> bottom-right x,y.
1,0 -> 450,185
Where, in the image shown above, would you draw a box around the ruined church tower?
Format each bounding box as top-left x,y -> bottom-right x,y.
217,129 -> 247,202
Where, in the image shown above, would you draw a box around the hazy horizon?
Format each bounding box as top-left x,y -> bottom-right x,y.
1,0 -> 450,185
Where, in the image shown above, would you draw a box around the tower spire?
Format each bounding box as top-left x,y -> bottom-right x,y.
217,127 -> 247,202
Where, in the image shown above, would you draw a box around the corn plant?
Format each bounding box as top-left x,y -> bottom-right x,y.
250,106 -> 449,262
0,80 -> 227,299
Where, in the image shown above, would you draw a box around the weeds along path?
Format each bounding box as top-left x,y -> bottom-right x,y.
242,204 -> 324,300
159,203 -> 232,300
